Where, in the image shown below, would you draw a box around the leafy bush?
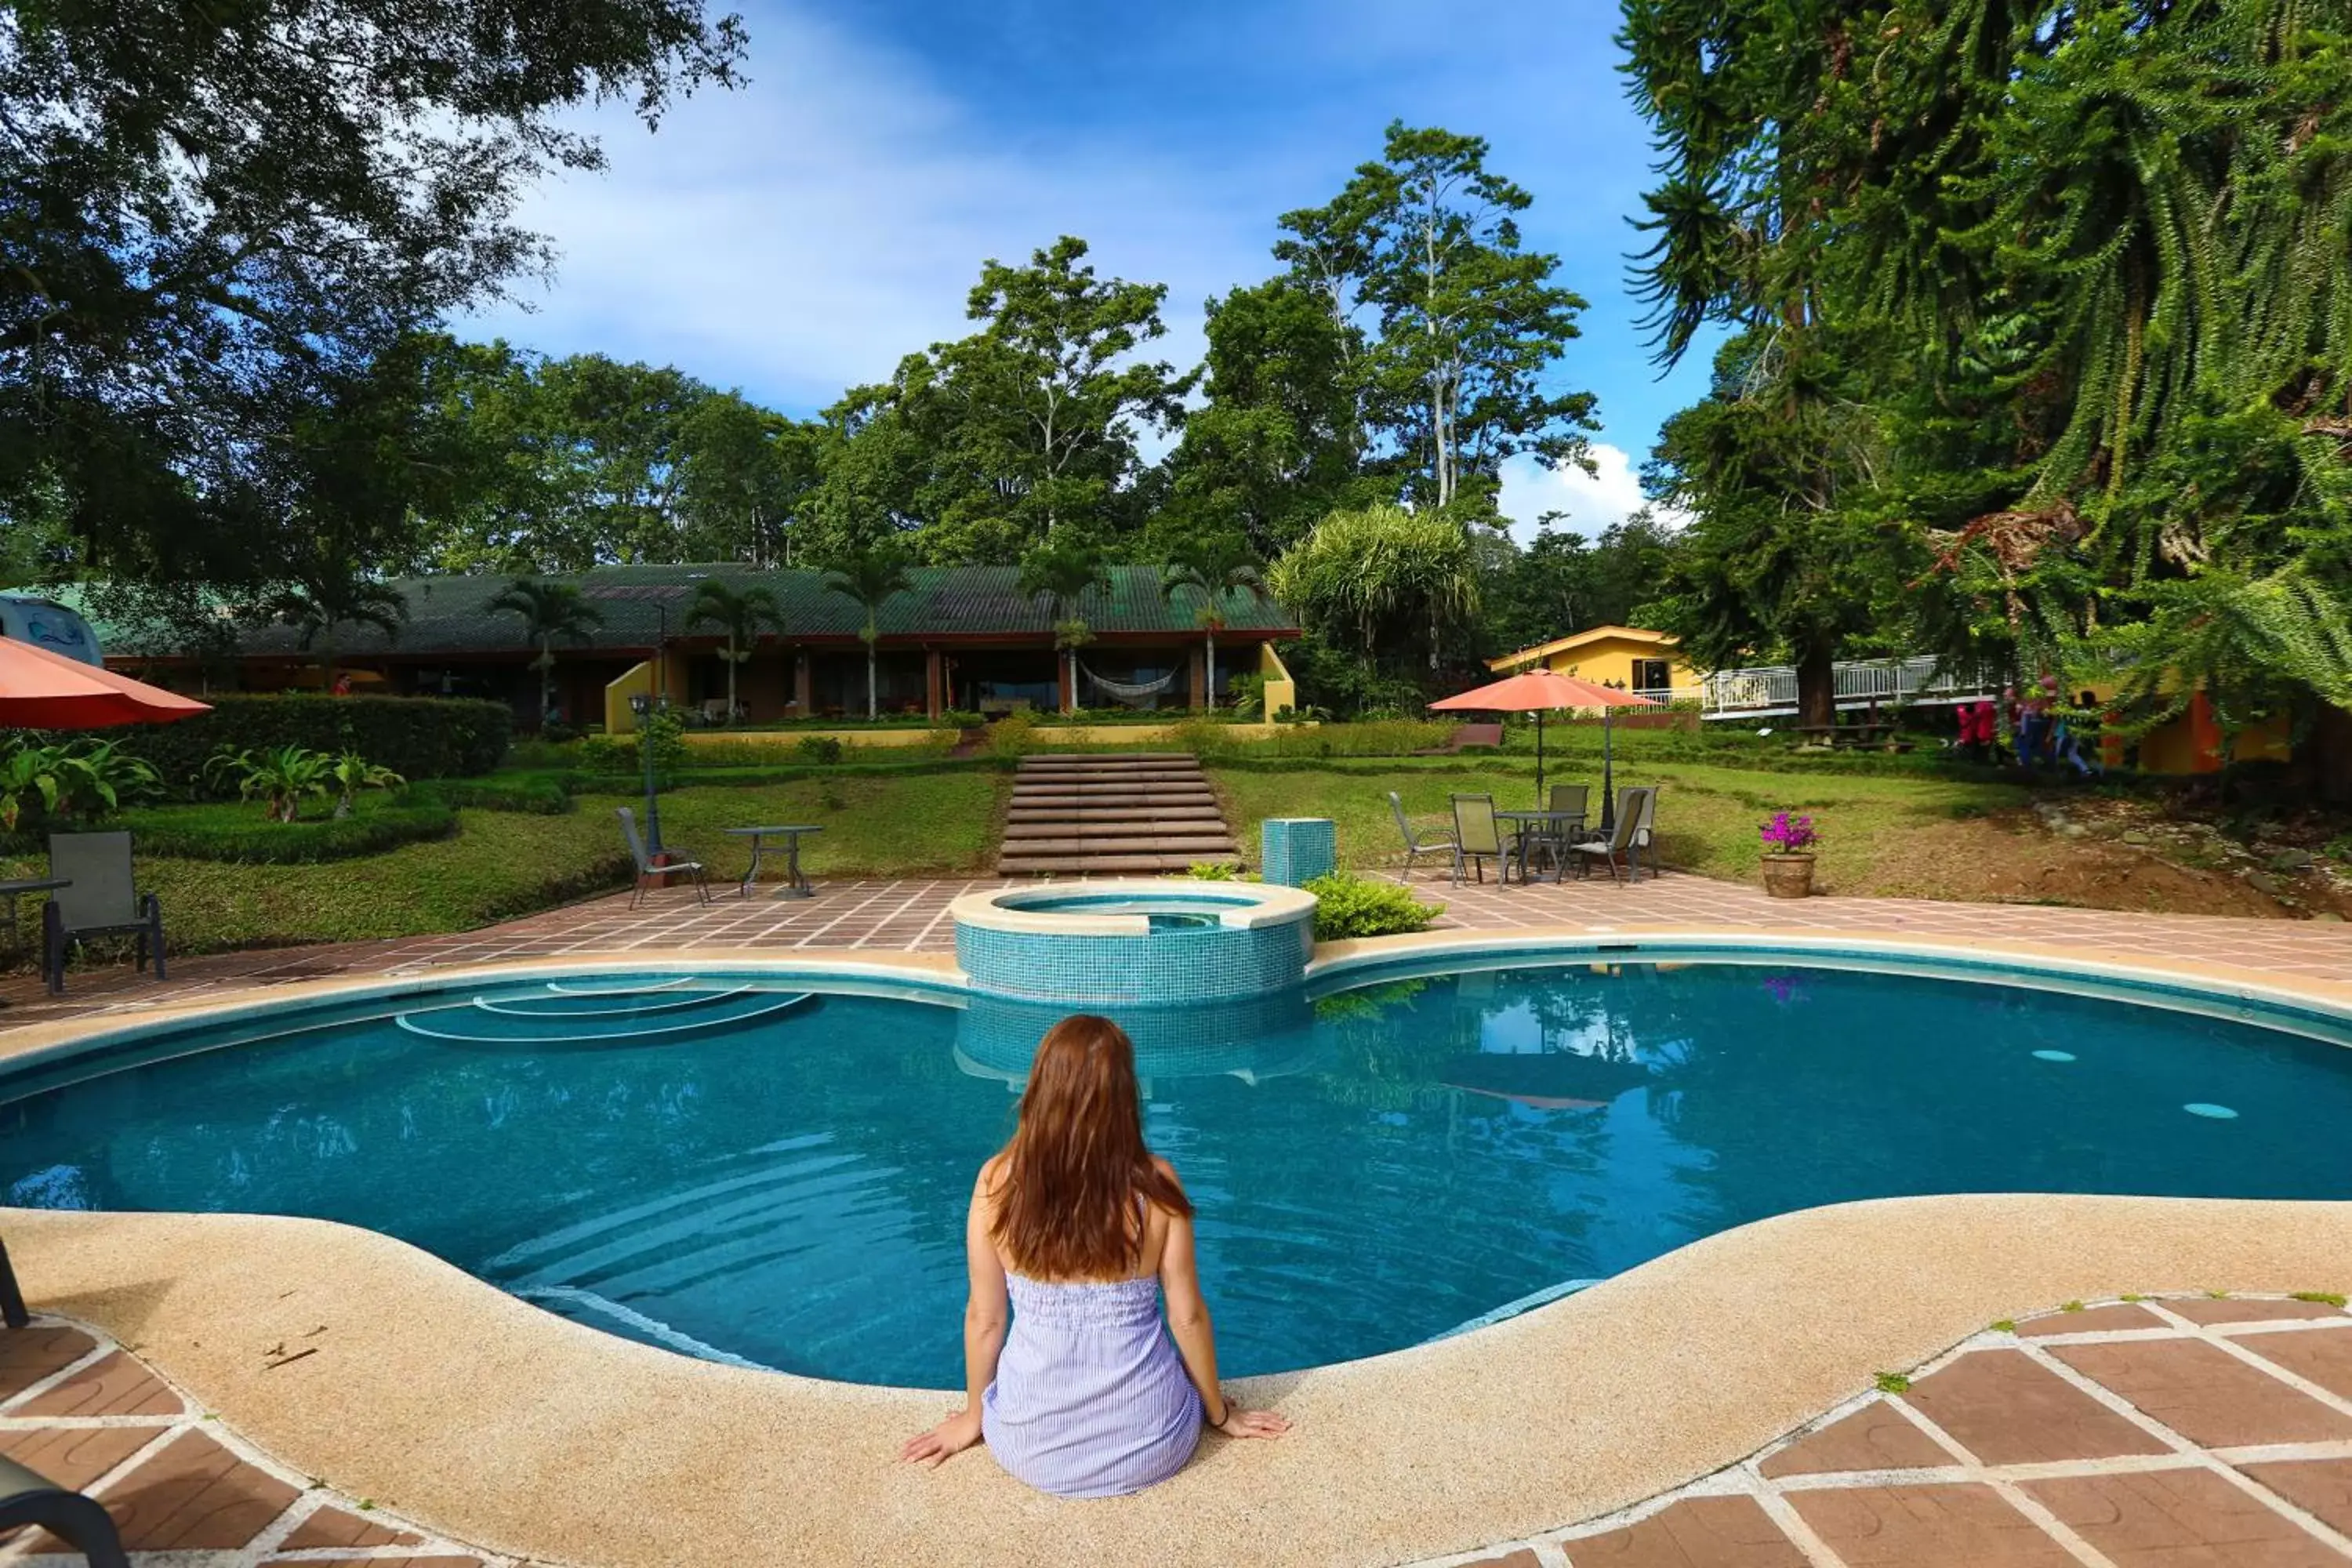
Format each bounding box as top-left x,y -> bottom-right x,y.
1302,871 -> 1445,941
986,710 -> 1040,760
107,695 -> 511,797
638,708 -> 687,779
941,710 -> 985,729
1185,861 -> 1238,880
204,744 -> 336,821
797,735 -> 845,764
327,752 -> 405,818
118,794 -> 458,862
576,734 -> 633,771
0,739 -> 163,831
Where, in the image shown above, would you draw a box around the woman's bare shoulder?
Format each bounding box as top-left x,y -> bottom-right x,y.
1149,1155 -> 1186,1194
975,1152 -> 1009,1199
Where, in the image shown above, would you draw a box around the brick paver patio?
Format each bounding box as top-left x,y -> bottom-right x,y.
1438,1294 -> 2352,1568
5,867 -> 2350,1032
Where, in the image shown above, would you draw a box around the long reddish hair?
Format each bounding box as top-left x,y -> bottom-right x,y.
989,1015 -> 1192,1280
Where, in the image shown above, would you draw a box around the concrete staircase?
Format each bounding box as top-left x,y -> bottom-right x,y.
996,753 -> 1240,876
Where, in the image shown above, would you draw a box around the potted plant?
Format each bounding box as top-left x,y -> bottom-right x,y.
1759,811 -> 1820,898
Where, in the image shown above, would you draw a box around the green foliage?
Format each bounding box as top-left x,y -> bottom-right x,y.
416,775 -> 572,815
1185,862 -> 1239,880
121,793 -> 456,862
205,744 -> 336,822
821,540 -> 916,720
1480,514 -> 1678,659
637,708 -> 688,779
1874,1373 -> 1911,1396
1270,503 -> 1483,675
487,577 -> 604,723
1302,871 -> 1445,941
985,710 -> 1041,760
796,735 -> 845,764
0,739 -> 163,831
327,752 -> 405,817
107,696 -> 511,797
685,578 -> 783,720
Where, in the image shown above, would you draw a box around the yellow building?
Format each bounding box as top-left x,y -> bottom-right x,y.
1486,626 -> 1700,702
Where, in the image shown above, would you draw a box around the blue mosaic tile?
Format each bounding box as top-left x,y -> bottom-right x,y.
1261,818 -> 1337,887
955,919 -> 1313,1004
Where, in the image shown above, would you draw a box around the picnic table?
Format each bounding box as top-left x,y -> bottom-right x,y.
726,825 -> 823,900
1496,810 -> 1588,884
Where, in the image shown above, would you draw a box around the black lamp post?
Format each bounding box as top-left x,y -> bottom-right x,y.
634,599 -> 671,854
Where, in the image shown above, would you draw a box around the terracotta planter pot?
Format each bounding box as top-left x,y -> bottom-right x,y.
1760,852 -> 1816,898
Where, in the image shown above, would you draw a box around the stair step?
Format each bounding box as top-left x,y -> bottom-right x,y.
999,834 -> 1236,853
1002,827 -> 1238,848
1008,792 -> 1220,807
1004,808 -> 1225,824
998,854 -> 1241,874
1020,753 -> 1193,764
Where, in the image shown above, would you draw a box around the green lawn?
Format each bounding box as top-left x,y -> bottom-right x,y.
1208,759 -> 2033,895
1,770 -> 1008,954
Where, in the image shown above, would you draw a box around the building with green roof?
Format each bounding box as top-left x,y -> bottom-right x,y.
92,564 -> 1300,728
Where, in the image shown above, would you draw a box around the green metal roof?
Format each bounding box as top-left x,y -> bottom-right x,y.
82,564 -> 1298,659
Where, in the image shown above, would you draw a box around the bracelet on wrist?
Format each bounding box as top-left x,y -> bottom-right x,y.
1205,1393 -> 1230,1426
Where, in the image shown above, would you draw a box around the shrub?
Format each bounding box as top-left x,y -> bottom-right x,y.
416,775 -> 574,815
797,735 -> 845,764
638,708 -> 687,779
1302,872 -> 1444,942
940,710 -> 985,729
118,794 -> 458,862
986,710 -> 1040,760
0,738 -> 164,831
577,735 -> 633,771
107,695 -> 511,797
1185,861 -> 1238,880
204,744 -> 336,822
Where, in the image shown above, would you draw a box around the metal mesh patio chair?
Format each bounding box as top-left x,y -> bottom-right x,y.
0,1452 -> 129,1567
1449,793 -> 1520,884
1388,793 -> 1457,884
1570,787 -> 1653,885
42,833 -> 166,996
1627,785 -> 1660,880
616,808 -> 711,909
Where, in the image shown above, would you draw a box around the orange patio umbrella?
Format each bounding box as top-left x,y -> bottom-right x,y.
1432,668 -> 1657,828
0,637 -> 212,729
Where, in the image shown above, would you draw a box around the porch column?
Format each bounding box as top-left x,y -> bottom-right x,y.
925,648 -> 944,720
1058,654 -> 1076,715
793,648 -> 811,715
1189,646 -> 1208,711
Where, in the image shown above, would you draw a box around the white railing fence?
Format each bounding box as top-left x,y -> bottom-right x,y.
1700,655 -> 2002,717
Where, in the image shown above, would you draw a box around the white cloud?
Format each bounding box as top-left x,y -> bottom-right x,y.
459,8 -> 1279,412
1497,445 -> 1686,544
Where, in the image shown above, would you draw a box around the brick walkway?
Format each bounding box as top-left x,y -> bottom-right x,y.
0,1316 -> 529,1566
1443,1294 -> 2352,1568
6,869 -> 2351,1033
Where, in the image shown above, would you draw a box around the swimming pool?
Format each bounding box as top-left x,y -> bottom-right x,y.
5,955 -> 2349,1389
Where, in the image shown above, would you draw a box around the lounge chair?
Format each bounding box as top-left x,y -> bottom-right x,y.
616,808 -> 711,909
41,833 -> 166,996
0,1452 -> 129,1568
1387,792 -> 1457,884
1449,794 -> 1520,884
1570,788 -> 1653,884
1627,785 -> 1660,880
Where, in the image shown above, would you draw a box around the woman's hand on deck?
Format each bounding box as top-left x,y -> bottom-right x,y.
901,1406 -> 984,1467
1213,1406 -> 1290,1439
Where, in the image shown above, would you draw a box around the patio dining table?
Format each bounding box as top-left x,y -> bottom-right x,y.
1495,810 -> 1588,884
725,826 -> 823,900
0,877 -> 70,1011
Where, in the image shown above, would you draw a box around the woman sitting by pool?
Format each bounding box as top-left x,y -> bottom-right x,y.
900,1014 -> 1288,1495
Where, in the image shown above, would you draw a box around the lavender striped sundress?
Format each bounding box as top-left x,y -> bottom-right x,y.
981,1271 -> 1203,1498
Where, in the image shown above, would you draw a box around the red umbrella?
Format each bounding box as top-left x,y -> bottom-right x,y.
1432,668 -> 1657,826
0,637 -> 212,728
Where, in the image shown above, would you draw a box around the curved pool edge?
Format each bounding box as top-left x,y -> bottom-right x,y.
9,1194 -> 2350,1568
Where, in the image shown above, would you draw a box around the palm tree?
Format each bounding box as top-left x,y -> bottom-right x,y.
821,543 -> 915,720
1018,543 -> 1110,713
684,579 -> 783,724
259,573 -> 408,688
487,579 -> 604,727
1160,534 -> 1269,710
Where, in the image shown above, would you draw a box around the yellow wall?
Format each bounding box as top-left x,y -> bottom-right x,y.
680,727 -> 952,750
602,657 -> 693,735
1534,637 -> 1700,698
1258,643 -> 1298,719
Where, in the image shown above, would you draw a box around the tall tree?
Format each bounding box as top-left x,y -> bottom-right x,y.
0,0 -> 745,590
1017,542 -> 1112,710
1160,535 -> 1269,709
684,579 -> 783,721
820,543 -> 915,720
677,397 -> 823,566
1275,124 -> 1599,517
1269,503 -> 1482,674
487,579 -> 605,728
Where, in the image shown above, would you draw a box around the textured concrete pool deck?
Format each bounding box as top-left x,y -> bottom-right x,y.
5,874 -> 2352,1566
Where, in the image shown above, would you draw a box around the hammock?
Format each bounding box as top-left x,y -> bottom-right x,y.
1080,662 -> 1181,707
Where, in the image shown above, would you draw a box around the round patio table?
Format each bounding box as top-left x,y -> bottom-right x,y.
0,877 -> 70,1008
725,826 -> 823,900
1495,811 -> 1587,884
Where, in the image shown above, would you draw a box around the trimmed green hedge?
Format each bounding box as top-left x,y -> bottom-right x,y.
415,775 -> 574,815
117,794 -> 459,863
107,695 -> 512,798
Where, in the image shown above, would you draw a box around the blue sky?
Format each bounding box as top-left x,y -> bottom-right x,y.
462,0 -> 1712,540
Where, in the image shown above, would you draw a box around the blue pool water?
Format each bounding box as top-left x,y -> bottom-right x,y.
4,958 -> 2350,1388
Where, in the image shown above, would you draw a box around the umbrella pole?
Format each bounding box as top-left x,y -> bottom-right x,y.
1600,710 -> 1617,832
1535,711 -> 1545,806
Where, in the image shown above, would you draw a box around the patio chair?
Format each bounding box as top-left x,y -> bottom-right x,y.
1449,794 -> 1520,884
1387,792 -> 1457,884
1,1232 -> 26,1328
1570,788 -> 1653,885
616,808 -> 712,909
0,1452 -> 129,1567
41,833 -> 166,996
1626,785 -> 1661,880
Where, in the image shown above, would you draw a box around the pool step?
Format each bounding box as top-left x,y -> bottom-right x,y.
996,753 -> 1240,875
